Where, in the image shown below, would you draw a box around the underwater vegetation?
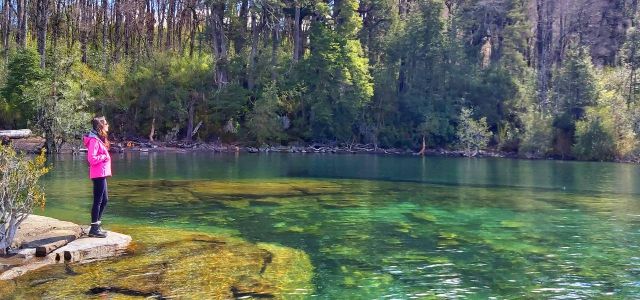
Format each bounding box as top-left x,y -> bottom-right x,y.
5,174 -> 640,298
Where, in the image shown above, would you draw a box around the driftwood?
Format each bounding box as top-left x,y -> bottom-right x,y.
0,129 -> 31,139
417,135 -> 426,156
35,238 -> 74,257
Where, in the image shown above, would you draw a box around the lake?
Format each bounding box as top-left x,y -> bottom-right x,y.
4,152 -> 640,298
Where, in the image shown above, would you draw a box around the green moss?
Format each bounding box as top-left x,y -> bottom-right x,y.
4,226 -> 314,299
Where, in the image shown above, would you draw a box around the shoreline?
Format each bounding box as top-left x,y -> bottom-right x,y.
7,136 -> 639,164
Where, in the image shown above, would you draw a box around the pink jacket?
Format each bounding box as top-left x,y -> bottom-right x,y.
83,132 -> 112,179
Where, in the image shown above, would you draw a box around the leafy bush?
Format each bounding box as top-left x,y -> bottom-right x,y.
573,89 -> 636,161
246,82 -> 285,145
0,146 -> 49,255
573,113 -> 615,161
519,109 -> 553,158
456,107 -> 492,156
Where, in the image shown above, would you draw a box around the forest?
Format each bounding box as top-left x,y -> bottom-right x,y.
0,0 -> 638,160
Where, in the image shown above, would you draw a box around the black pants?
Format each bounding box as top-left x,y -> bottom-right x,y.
91,177 -> 108,223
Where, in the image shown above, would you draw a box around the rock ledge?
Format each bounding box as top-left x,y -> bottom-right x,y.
0,215 -> 131,281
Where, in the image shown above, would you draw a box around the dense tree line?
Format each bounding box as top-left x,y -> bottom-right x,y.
0,0 -> 638,160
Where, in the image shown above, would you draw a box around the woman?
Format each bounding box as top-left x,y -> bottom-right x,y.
82,116 -> 112,238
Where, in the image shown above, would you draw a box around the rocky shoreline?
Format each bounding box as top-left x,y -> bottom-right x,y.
1,221 -> 314,298
9,135 -> 640,163
8,136 -> 519,158
0,215 -> 131,281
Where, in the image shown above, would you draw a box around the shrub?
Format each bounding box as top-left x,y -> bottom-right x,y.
0,146 -> 49,255
519,109 -> 553,158
456,107 -> 492,156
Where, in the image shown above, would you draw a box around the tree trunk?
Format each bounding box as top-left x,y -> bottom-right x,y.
123,3 -> 130,57
293,3 -> 301,62
175,0 -> 185,54
2,0 -> 10,58
535,0 -> 553,112
247,6 -> 258,90
36,0 -> 49,68
189,6 -> 196,57
0,129 -> 32,138
51,0 -> 62,54
80,0 -> 88,63
145,0 -> 154,57
149,115 -> 156,142
271,18 -> 278,81
234,0 -> 248,54
166,0 -> 175,50
114,0 -> 122,61
16,0 -> 27,48
211,1 -> 228,86
185,94 -> 195,141
102,0 -> 108,72
418,135 -> 426,155
1,217 -> 19,255
157,0 -> 165,49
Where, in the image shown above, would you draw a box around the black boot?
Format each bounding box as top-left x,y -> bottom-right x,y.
88,224 -> 107,238
97,223 -> 107,235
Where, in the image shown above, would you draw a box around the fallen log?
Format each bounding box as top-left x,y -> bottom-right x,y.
35,237 -> 75,257
0,129 -> 32,138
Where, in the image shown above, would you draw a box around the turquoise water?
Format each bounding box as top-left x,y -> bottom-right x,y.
31,153 -> 640,298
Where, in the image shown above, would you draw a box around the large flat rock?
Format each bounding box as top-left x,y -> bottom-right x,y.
49,231 -> 131,264
12,215 -> 82,249
0,216 -> 131,281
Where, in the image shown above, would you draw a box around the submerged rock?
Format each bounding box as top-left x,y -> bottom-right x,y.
0,226 -> 314,299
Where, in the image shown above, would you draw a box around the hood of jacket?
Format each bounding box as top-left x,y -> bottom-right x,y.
83,130 -> 101,147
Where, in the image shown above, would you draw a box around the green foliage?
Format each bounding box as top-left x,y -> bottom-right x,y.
573,70 -> 638,161
388,0 -> 455,147
456,107 -> 492,156
210,83 -> 250,135
0,145 -> 49,255
552,47 -> 598,119
246,82 -> 286,145
519,109 -> 553,158
418,111 -> 455,147
467,66 -> 518,130
573,112 -> 616,161
0,0 -> 637,162
118,54 -> 219,140
621,27 -> 640,103
299,0 -> 373,142
24,58 -> 93,152
1,49 -> 44,127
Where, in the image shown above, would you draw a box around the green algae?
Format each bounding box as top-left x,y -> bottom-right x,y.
21,166 -> 640,299
1,226 -> 314,299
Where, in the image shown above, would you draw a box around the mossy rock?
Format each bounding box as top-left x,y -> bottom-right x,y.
408,211 -> 438,223
2,226 -> 313,299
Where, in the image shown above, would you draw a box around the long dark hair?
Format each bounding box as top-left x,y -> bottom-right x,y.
91,116 -> 110,149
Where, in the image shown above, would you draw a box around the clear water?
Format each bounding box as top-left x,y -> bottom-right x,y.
14,153 -> 640,298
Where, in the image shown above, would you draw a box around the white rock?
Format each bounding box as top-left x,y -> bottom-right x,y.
49,231 -> 132,264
